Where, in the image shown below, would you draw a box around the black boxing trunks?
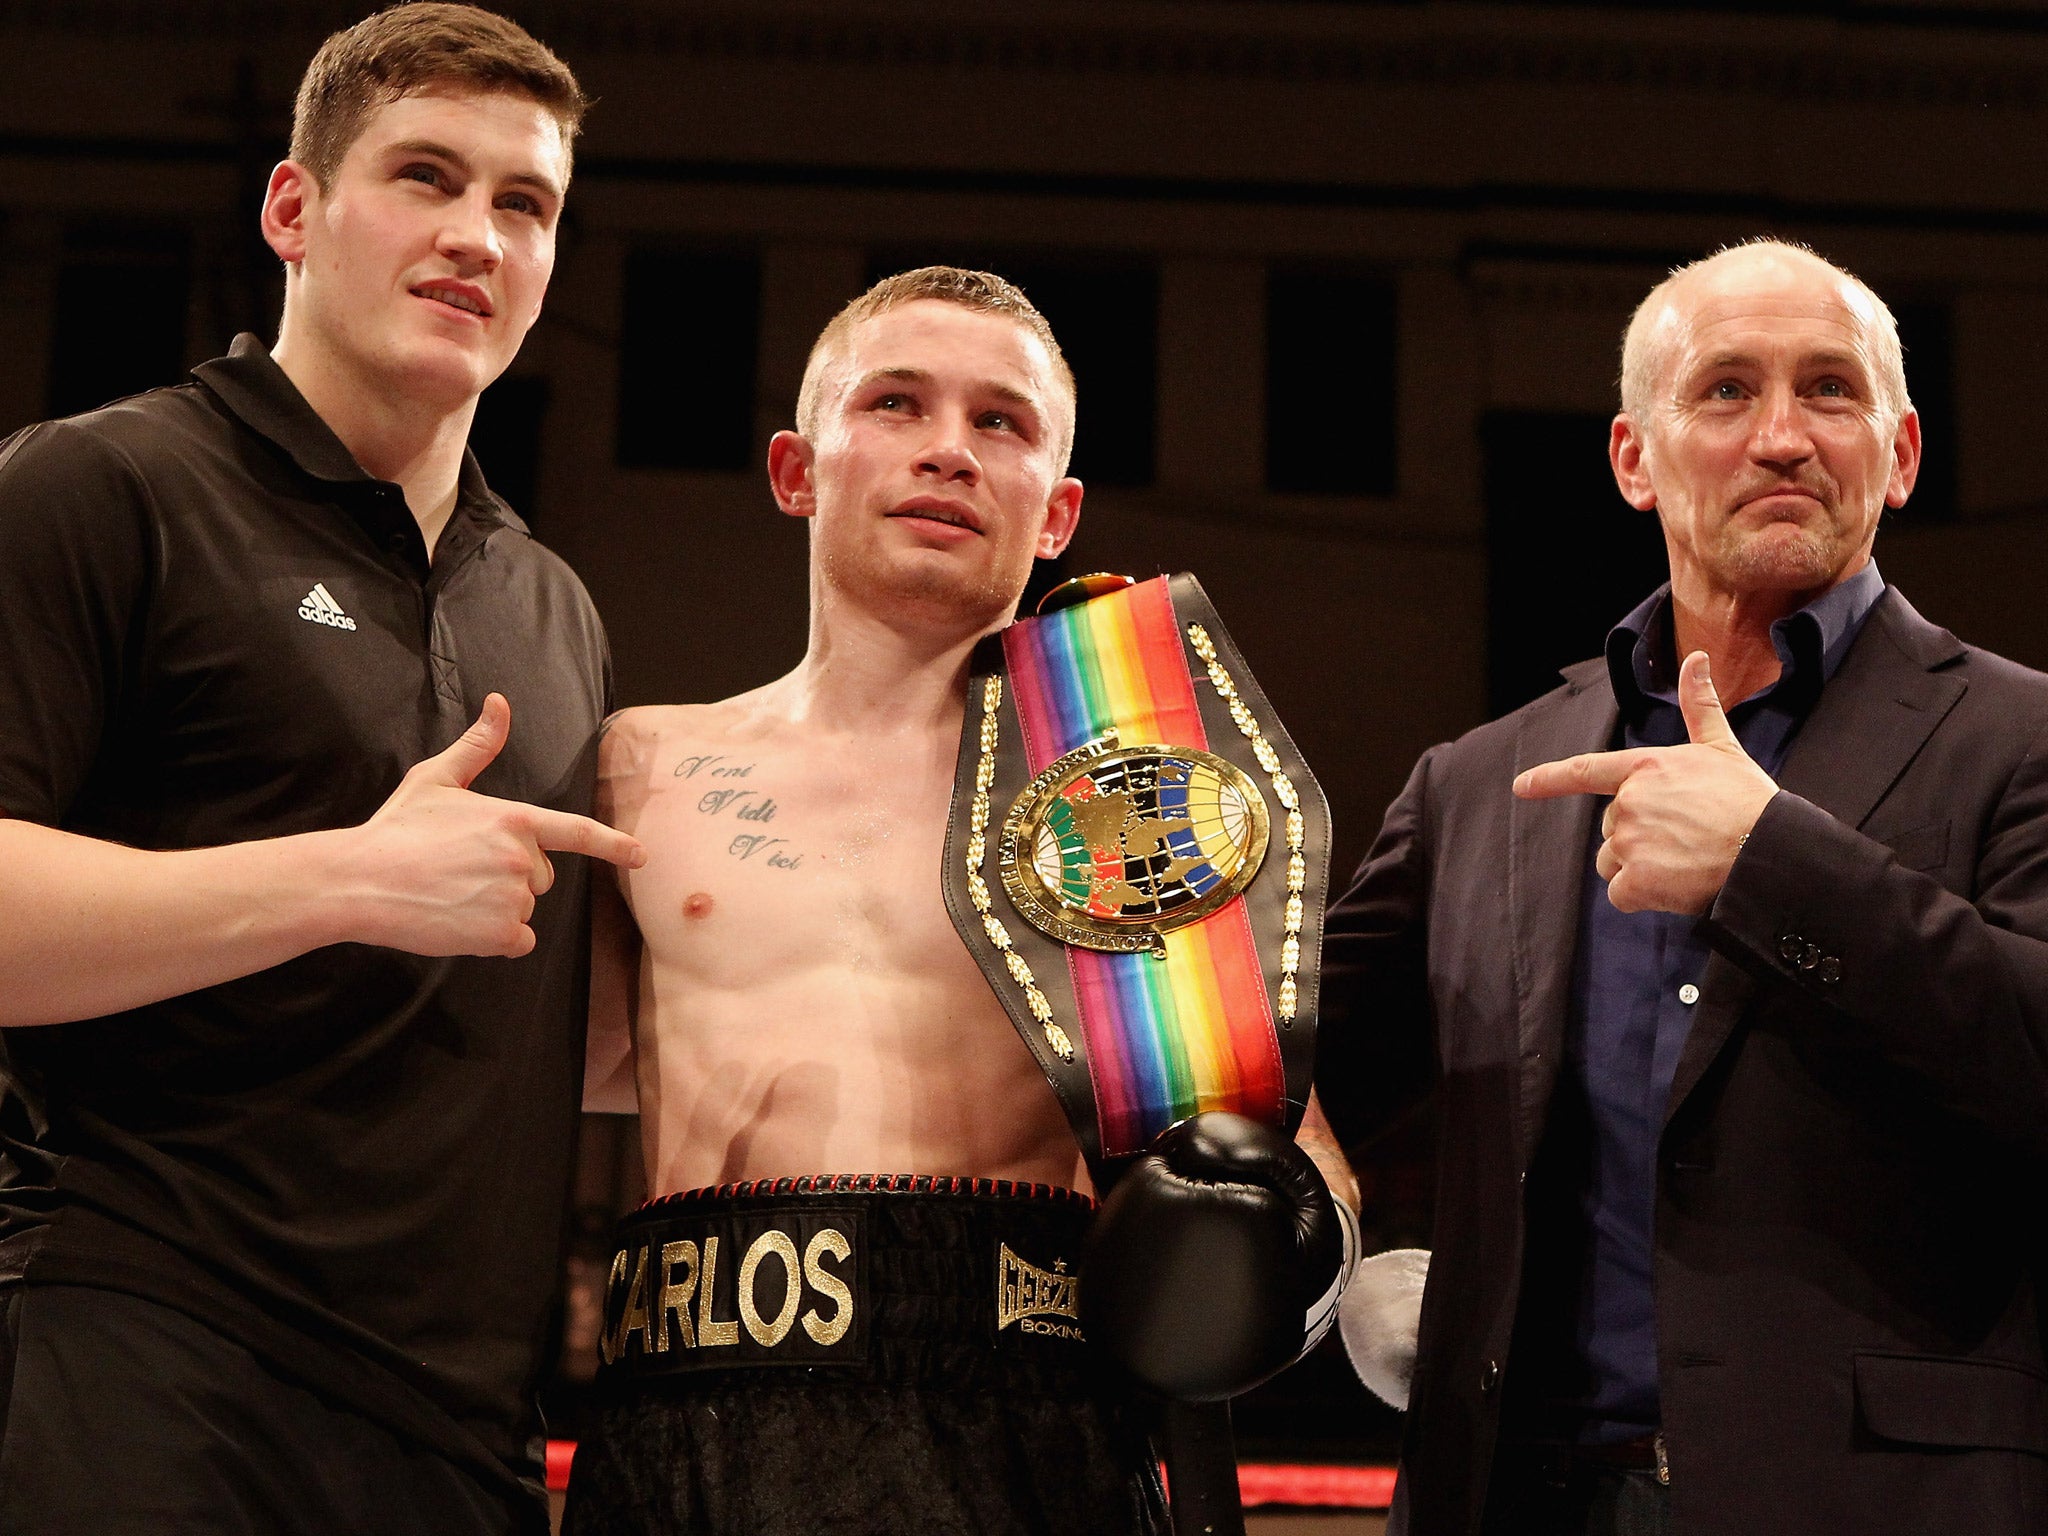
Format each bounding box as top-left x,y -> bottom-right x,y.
562,1176 -> 1167,1536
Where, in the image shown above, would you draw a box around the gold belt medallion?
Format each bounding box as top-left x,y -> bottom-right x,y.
997,733 -> 1271,958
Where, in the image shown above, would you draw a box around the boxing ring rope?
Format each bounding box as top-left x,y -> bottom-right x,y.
1237,1462 -> 1397,1509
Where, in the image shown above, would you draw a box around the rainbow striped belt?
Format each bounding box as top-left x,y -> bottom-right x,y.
946,577 -> 1318,1163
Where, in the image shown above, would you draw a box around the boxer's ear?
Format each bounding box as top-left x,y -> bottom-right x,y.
1035,477 -> 1083,559
768,430 -> 817,519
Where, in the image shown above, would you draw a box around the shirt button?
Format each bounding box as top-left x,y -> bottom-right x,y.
1678,983 -> 1700,1006
1481,1359 -> 1502,1394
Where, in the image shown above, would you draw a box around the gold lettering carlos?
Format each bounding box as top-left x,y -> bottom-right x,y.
697,1235 -> 741,1347
802,1227 -> 854,1346
737,1230 -> 802,1347
600,1247 -> 630,1366
656,1240 -> 699,1352
617,1244 -> 654,1360
607,1225 -> 857,1360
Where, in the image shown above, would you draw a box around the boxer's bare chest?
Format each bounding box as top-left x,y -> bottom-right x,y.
606,703 -> 1085,1189
618,716 -> 976,996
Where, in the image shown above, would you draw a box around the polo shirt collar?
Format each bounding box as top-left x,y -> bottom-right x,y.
1604,558 -> 1887,717
192,334 -> 524,534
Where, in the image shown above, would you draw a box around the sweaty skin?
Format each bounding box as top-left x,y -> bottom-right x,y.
581,298 -> 1091,1197
586,295 -> 1354,1210
592,690 -> 1087,1193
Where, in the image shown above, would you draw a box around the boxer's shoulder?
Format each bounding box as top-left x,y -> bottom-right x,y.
608,678 -> 803,749
602,700 -> 746,779
596,706 -> 673,826
603,698 -> 721,742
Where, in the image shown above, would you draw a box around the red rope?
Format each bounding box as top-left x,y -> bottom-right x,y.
1238,1462 -> 1398,1509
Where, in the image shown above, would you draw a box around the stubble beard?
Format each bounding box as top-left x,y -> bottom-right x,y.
1707,492 -> 1870,596
818,535 -> 1022,634
1715,522 -> 1841,592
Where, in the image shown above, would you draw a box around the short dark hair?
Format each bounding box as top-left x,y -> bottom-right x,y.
290,3 -> 587,190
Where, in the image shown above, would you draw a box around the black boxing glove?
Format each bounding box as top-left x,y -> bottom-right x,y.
1081,1110 -> 1360,1402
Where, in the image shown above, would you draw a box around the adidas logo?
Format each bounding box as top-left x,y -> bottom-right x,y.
297,583 -> 358,632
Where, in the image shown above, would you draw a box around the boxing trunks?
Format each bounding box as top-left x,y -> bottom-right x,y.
562,1176 -> 1167,1536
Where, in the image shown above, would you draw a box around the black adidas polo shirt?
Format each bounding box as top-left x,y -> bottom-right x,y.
0,336 -> 610,1489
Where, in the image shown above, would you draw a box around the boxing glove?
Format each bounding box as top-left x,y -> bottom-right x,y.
1081,1110 -> 1359,1402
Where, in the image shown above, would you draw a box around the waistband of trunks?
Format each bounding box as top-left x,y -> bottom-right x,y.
635,1173 -> 1096,1210
596,1176 -> 1103,1390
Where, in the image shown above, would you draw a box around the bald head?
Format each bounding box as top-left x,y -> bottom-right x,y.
1619,241 -> 1909,429
1607,237 -> 1923,612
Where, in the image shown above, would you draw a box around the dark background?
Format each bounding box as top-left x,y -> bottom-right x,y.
5,0 -> 2048,1465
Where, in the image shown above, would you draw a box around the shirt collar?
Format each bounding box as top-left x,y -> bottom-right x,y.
191,334 -> 523,534
1604,559 -> 1886,716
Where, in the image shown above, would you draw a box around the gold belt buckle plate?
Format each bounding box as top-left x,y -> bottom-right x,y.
996,731 -> 1271,959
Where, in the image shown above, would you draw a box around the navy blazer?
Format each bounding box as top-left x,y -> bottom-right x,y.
1319,587 -> 2048,1536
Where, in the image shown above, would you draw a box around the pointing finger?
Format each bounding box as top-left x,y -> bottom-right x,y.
418,693 -> 512,790
1678,651 -> 1739,748
532,808 -> 647,868
1513,747 -> 1664,801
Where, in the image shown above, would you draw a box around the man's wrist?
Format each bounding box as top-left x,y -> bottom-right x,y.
283,825 -> 377,951
1716,789 -> 1777,885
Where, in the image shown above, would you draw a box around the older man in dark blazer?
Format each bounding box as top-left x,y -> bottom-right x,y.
1319,239 -> 2048,1536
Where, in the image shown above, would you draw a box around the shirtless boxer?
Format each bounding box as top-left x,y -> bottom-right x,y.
567,267 -> 1357,1536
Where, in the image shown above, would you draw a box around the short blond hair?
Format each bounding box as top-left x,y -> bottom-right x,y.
796,267 -> 1077,473
1619,238 -> 1910,426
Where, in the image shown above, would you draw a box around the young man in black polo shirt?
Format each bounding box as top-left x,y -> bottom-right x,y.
0,8 -> 641,1534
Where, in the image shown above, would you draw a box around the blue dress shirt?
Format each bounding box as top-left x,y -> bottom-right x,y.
1508,560 -> 1886,1445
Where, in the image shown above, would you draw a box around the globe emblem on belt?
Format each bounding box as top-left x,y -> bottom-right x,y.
998,737 -> 1271,956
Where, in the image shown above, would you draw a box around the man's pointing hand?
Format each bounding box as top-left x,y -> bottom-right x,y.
1512,652 -> 1778,915
340,693 -> 647,957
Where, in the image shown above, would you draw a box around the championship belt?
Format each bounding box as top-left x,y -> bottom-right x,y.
942,573 -> 1331,1174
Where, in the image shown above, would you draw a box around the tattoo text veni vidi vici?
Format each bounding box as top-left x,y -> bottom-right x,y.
674,754 -> 804,869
